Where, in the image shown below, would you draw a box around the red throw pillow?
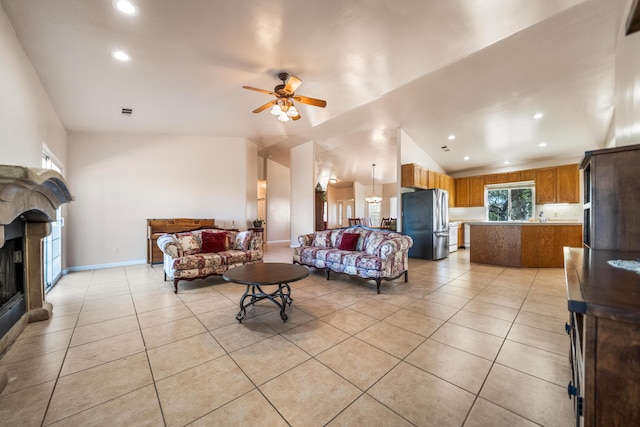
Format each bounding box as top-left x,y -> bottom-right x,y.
338,232 -> 359,251
202,231 -> 227,253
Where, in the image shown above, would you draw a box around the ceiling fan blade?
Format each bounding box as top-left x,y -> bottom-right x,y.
283,75 -> 302,95
291,114 -> 302,121
252,100 -> 276,113
293,95 -> 327,108
242,86 -> 277,96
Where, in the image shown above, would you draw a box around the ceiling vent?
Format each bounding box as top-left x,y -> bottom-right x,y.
121,108 -> 133,116
441,145 -> 451,152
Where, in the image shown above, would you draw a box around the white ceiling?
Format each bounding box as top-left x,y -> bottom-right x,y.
1,0 -> 625,186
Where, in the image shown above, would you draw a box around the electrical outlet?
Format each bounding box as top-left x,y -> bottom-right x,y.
113,247 -> 118,253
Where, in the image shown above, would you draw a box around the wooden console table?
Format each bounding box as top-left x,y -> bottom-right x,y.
564,246 -> 640,426
147,218 -> 216,265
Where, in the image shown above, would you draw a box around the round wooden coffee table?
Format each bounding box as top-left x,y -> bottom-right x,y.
222,263 -> 309,323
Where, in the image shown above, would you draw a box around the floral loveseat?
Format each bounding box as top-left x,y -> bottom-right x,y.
157,228 -> 263,293
293,225 -> 413,293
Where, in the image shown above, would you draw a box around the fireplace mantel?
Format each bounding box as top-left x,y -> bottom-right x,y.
0,165 -> 73,365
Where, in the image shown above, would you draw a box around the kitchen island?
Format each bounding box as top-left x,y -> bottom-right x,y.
469,222 -> 582,268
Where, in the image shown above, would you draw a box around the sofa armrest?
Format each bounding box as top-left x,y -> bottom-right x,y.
378,235 -> 413,260
248,235 -> 263,251
157,233 -> 181,258
297,233 -> 314,247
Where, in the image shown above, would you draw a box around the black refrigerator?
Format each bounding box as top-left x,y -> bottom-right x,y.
402,189 -> 449,260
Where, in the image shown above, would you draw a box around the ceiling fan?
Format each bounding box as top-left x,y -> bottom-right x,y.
242,72 -> 327,122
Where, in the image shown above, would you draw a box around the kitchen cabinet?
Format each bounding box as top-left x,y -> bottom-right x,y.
401,163 -> 421,188
495,172 -> 509,183
520,169 -> 536,181
564,247 -> 640,426
535,167 -> 557,204
469,222 -> 581,267
401,164 -> 454,202
455,176 -> 484,207
484,174 -> 497,185
455,177 -> 470,207
507,171 -> 521,182
536,165 -> 579,204
580,144 -> 640,250
469,176 -> 484,206
556,164 -> 580,203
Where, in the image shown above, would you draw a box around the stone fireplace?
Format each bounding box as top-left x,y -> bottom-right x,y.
0,166 -> 73,384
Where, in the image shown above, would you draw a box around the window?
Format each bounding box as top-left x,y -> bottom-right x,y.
389,196 -> 397,218
42,152 -> 63,291
487,183 -> 534,221
368,202 -> 381,227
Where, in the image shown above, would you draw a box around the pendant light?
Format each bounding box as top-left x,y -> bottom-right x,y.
365,163 -> 382,204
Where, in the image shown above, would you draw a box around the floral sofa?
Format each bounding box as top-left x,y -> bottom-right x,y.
293,225 -> 413,293
157,228 -> 263,293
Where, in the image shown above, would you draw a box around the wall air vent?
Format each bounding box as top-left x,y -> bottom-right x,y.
121,108 -> 133,116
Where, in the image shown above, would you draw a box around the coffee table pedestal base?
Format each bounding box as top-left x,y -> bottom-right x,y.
236,283 -> 293,323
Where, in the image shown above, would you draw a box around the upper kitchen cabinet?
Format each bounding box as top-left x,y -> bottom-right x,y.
536,164 -> 580,204
455,176 -> 484,207
535,167 -> 557,204
469,176 -> 484,206
401,163 -> 422,188
401,164 -> 454,203
556,164 -> 580,203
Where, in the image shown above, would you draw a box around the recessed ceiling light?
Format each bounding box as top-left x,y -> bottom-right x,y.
448,134 -> 456,140
463,156 -> 470,160
113,0 -> 138,15
111,50 -> 130,61
538,142 -> 547,147
504,161 -> 510,165
533,112 -> 544,119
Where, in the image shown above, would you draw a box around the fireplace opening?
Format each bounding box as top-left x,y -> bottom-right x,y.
0,217 -> 25,339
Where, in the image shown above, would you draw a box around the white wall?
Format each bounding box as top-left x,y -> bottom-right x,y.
399,129 -> 444,173
290,141 -> 315,246
0,6 -> 67,168
266,159 -> 291,243
614,1 -> 640,147
66,133 -> 256,269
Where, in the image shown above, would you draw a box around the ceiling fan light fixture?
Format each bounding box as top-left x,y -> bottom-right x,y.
287,106 -> 298,117
270,105 -> 282,115
277,113 -> 290,122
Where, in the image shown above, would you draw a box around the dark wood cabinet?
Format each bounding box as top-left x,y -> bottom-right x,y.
564,247 -> 640,426
580,144 -> 640,251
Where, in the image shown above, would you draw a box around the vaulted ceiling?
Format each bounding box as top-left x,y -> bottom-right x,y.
1,0 -> 625,185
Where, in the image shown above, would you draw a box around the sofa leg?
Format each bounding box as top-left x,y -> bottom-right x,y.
376,278 -> 381,294
173,279 -> 179,294
326,269 -> 331,281
404,271 -> 408,282
164,272 -> 167,282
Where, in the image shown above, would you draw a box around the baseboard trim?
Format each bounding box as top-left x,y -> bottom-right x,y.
66,259 -> 147,272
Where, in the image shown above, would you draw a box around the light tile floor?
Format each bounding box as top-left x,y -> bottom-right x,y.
0,244 -> 574,426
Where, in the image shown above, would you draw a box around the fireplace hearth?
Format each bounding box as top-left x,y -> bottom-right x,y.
0,165 -> 73,372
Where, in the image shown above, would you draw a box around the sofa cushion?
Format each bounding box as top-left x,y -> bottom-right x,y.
202,231 -> 227,253
177,234 -> 201,255
312,230 -> 332,247
338,232 -> 360,251
233,231 -> 253,250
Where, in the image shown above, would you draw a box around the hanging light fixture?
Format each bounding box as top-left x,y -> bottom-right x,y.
365,163 -> 382,204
